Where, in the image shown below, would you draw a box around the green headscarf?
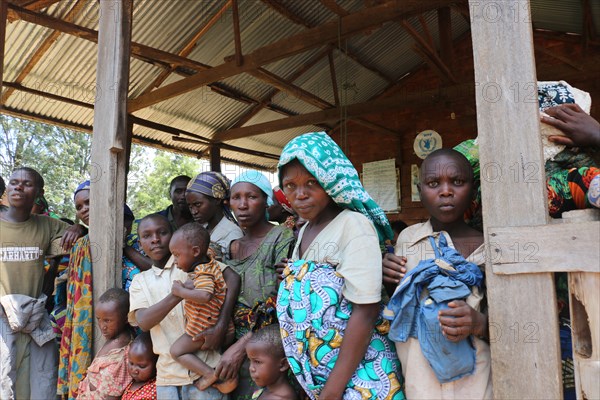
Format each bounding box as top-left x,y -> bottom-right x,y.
278,131 -> 393,244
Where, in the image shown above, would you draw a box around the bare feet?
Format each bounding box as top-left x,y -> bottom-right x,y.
213,377 -> 239,394
194,373 -> 219,391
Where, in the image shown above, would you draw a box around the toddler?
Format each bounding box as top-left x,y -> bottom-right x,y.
169,222 -> 236,393
246,324 -> 297,400
122,332 -> 158,400
77,288 -> 133,399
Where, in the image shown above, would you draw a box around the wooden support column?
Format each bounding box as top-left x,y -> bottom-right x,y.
210,145 -> 221,172
0,0 -> 8,103
469,1 -> 561,398
89,0 -> 133,354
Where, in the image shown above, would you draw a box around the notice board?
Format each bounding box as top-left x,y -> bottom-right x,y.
361,159 -> 400,212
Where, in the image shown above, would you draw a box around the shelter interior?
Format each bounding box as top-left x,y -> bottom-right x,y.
2,0 -> 599,224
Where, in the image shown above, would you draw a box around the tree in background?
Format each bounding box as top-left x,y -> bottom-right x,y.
0,115 -> 205,221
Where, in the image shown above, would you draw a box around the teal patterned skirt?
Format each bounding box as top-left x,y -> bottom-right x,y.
277,260 -> 405,400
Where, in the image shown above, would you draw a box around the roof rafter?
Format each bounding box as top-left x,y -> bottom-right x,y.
127,0 -> 457,112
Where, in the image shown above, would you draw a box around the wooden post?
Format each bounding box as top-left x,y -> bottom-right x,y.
89,0 -> 133,354
469,0 -> 562,398
0,0 -> 8,104
563,210 -> 600,400
210,144 -> 221,172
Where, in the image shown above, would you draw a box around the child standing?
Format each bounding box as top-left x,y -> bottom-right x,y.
246,324 -> 297,400
383,148 -> 492,399
169,222 -> 237,393
122,332 -> 158,400
77,288 -> 133,399
276,132 -> 405,400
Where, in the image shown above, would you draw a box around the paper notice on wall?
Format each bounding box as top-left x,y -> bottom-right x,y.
411,164 -> 420,202
362,159 -> 400,212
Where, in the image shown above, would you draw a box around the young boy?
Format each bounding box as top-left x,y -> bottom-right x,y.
0,167 -> 83,399
383,149 -> 492,399
128,214 -> 237,400
169,222 -> 236,393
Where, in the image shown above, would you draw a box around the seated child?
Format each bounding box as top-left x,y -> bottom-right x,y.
122,332 -> 158,400
276,132 -> 405,400
168,222 -> 237,393
246,324 -> 297,400
77,288 -> 134,399
383,149 -> 491,399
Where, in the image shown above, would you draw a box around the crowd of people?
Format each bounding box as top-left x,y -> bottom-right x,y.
0,101 -> 598,400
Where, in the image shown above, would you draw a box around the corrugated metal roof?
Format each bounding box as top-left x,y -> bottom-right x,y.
2,0 -> 597,171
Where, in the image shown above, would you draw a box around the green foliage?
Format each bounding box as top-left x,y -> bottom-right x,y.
0,115 -> 206,221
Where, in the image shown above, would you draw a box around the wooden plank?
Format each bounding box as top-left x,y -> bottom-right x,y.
127,0 -> 456,112
328,50 -> 340,105
488,221 -> 600,274
0,0 -> 7,103
89,0 -> 132,354
210,145 -> 221,172
231,0 -> 243,66
469,1 -> 562,398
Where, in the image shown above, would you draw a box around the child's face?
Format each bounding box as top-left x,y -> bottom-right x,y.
230,182 -> 268,228
281,160 -> 333,223
138,218 -> 173,262
246,341 -> 286,388
418,153 -> 473,226
95,300 -> 126,340
74,189 -> 90,226
128,345 -> 156,383
169,233 -> 201,272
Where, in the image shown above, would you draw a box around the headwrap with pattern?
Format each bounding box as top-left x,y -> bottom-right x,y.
73,180 -> 90,199
277,131 -> 393,244
187,171 -> 236,222
231,170 -> 274,206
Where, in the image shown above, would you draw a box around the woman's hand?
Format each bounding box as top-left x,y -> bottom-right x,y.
214,338 -> 247,381
275,258 -> 288,283
382,253 -> 407,285
438,300 -> 488,342
542,103 -> 600,147
60,223 -> 85,251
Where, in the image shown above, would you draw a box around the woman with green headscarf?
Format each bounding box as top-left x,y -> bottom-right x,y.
276,132 -> 404,400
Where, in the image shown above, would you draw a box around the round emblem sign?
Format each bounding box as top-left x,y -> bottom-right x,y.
413,130 -> 442,159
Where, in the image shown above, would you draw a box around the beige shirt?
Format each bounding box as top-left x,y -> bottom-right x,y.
393,220 -> 492,399
128,256 -> 221,387
293,209 -> 382,304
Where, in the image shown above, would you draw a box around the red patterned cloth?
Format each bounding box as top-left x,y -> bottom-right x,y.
121,378 -> 157,400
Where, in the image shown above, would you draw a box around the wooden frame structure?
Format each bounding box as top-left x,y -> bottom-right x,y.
1,0 -> 599,397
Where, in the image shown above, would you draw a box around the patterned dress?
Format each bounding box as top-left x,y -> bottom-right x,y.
277,260 -> 405,400
122,378 -> 158,400
57,235 -> 93,399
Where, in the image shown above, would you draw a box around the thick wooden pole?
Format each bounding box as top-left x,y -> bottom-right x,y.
0,0 -> 8,104
89,0 -> 132,354
469,1 -> 561,398
210,145 -> 221,172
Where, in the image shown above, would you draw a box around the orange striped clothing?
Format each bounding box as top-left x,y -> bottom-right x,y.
184,258 -> 227,336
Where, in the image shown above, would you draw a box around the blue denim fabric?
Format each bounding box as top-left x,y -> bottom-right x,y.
385,234 -> 483,383
156,385 -> 228,400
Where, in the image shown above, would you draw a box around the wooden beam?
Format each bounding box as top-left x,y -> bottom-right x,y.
489,222 -> 600,274
320,0 -> 349,16
417,14 -> 435,48
1,0 -> 86,104
231,0 -> 243,66
128,0 -> 456,112
89,0 -> 133,353
582,0 -> 596,49
400,19 -> 457,83
218,83 -> 475,141
328,50 -> 340,105
0,0 -> 7,103
21,0 -> 61,11
210,144 -> 222,172
438,7 -> 454,74
140,0 -> 232,95
469,0 -> 561,398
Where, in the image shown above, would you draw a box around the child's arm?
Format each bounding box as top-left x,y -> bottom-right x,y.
123,246 -> 153,271
319,302 -> 379,400
438,300 -> 488,341
172,280 -> 213,304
